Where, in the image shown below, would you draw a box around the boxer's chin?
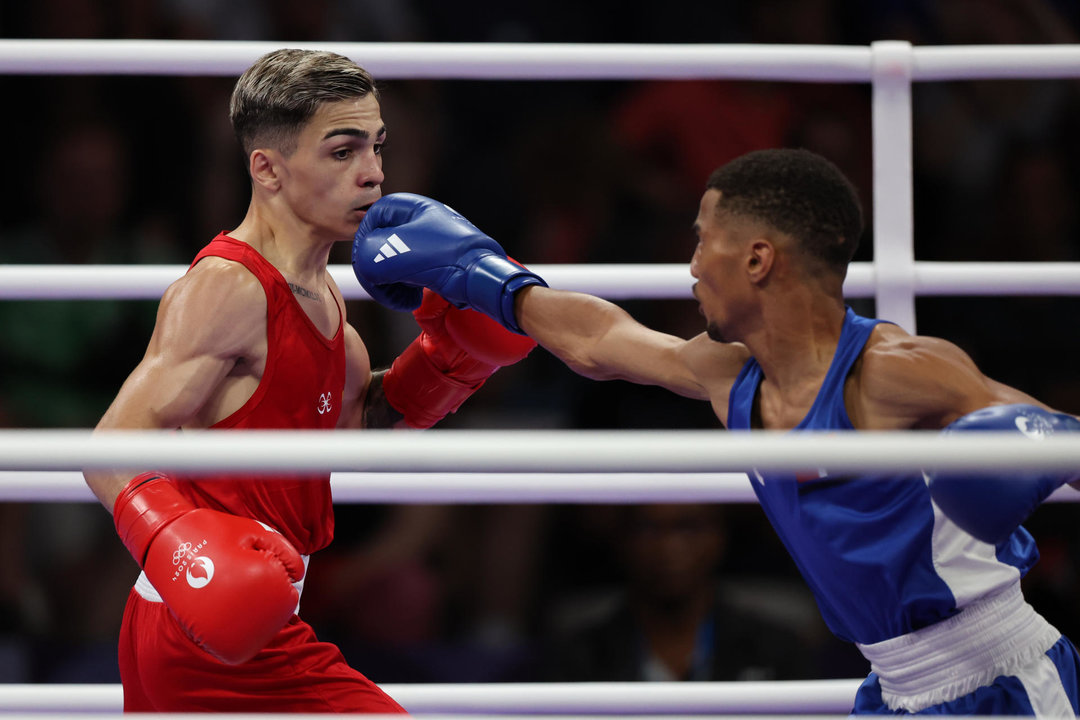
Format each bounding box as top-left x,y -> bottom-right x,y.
706,322 -> 726,343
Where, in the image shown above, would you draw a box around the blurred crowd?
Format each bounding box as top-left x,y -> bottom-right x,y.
2,0 -> 1080,688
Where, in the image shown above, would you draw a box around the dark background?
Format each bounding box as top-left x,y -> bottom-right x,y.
1,0 -> 1079,688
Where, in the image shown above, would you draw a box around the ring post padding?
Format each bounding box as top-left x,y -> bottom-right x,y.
871,40 -> 916,333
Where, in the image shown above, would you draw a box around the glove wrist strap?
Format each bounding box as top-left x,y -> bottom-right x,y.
465,255 -> 548,335
113,472 -> 192,567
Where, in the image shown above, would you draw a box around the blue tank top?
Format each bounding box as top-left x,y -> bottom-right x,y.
727,307 -> 1038,644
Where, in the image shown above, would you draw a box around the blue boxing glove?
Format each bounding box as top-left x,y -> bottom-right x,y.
926,404 -> 1080,544
352,193 -> 547,334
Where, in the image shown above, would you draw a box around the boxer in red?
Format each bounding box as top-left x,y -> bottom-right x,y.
83,48 -> 535,713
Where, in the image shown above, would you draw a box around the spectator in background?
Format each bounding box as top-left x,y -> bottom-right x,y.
0,119 -> 180,428
0,117 -> 174,682
0,505 -> 46,682
544,504 -> 830,682
303,500 -> 550,683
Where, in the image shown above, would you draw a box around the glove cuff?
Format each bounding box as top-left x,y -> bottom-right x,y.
465,255 -> 548,335
113,472 -> 193,567
384,334 -> 492,429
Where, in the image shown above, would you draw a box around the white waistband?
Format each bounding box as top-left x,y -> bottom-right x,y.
134,554 -> 310,616
856,582 -> 1061,712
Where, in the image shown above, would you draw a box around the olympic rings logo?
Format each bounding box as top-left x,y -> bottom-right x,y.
172,542 -> 193,565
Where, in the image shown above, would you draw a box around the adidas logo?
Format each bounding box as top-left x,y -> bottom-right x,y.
373,234 -> 411,263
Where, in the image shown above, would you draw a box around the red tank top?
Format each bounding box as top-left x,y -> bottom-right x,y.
176,234 -> 344,554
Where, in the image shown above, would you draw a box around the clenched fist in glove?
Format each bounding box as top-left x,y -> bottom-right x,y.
926,404 -> 1080,544
384,289 -> 537,429
353,193 -> 546,334
114,472 -> 306,664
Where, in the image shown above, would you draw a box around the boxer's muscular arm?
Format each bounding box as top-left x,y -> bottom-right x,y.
83,258 -> 265,510
515,285 -> 747,403
351,194 -> 741,411
849,325 -> 1042,430
88,258 -> 307,665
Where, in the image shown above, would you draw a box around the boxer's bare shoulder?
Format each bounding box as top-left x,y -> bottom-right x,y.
154,256 -> 267,362
848,324 -> 1030,430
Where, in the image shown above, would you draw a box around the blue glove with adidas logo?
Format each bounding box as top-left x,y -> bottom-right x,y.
926,404 -> 1080,544
352,193 -> 547,334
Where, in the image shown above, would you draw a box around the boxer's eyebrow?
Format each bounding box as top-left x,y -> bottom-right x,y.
323,125 -> 387,141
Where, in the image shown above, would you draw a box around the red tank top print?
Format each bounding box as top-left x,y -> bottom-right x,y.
176,234 -> 344,554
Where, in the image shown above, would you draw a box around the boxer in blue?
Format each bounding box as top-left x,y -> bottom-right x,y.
351,148 -> 1080,715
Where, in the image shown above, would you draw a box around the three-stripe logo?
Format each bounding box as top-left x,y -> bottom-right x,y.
373,234 -> 412,263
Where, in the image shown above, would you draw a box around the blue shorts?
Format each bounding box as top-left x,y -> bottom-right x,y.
852,636 -> 1080,715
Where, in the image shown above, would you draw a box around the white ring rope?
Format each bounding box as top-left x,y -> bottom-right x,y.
0,264 -> 698,301
0,40 -> 871,80
0,471 -> 758,504
0,680 -> 861,714
4,262 -> 1080,301
0,429 -> 1077,476
1,40 -> 1080,80
3,470 -> 1075,505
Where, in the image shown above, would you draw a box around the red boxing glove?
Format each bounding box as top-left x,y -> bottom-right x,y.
384,289 -> 536,428
113,472 -> 305,665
